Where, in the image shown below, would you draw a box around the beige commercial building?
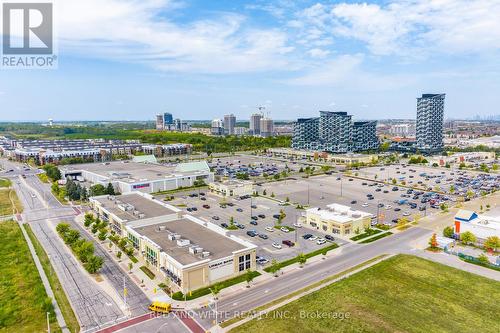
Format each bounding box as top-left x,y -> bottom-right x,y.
208,180 -> 254,197
305,203 -> 372,236
90,192 -> 257,293
268,148 -> 376,165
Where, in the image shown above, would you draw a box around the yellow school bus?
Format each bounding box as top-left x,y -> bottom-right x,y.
149,301 -> 172,313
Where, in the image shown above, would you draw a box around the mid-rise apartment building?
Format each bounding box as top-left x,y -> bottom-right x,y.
416,93 -> 445,154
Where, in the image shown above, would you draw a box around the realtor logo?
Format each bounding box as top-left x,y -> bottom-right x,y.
1,1 -> 57,68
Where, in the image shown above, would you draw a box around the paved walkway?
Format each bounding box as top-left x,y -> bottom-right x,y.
408,249 -> 500,281
17,218 -> 70,333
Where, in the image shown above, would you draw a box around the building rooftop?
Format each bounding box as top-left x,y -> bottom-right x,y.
307,203 -> 372,223
61,160 -> 210,183
132,217 -> 247,265
94,193 -> 178,221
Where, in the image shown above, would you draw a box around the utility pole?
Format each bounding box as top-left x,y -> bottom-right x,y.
46,312 -> 50,333
123,276 -> 128,316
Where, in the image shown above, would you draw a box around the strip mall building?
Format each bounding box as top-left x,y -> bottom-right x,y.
90,192 -> 256,293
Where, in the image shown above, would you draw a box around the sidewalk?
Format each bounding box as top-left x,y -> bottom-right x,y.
17,218 -> 70,333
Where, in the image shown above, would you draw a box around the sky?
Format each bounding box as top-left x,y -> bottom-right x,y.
1,0 -> 500,121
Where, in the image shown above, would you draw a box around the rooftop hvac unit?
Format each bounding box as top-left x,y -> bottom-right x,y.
138,213 -> 145,219
188,247 -> 196,254
168,233 -> 181,241
177,239 -> 190,247
133,210 -> 139,215
201,251 -> 210,258
117,204 -> 127,211
159,225 -> 166,231
195,247 -> 203,253
341,211 -> 348,216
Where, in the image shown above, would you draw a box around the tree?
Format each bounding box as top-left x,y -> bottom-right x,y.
466,189 -> 474,199
42,164 -> 61,181
76,241 -> 94,263
85,255 -> 104,274
297,253 -> 307,268
245,270 -> 254,288
64,229 -> 81,245
98,230 -> 107,241
210,283 -> 221,300
117,251 -> 122,260
56,223 -> 70,235
89,184 -> 106,196
128,262 -> 134,272
84,213 -> 94,227
236,172 -> 249,180
443,226 -> 454,238
449,185 -> 455,194
321,250 -> 327,259
397,217 -> 409,230
262,189 -> 267,196
477,253 -> 490,265
460,231 -> 477,245
428,233 -> 438,249
483,236 -> 500,252
270,192 -> 275,198
392,178 -> 397,185
268,259 -> 281,277
105,182 -> 115,195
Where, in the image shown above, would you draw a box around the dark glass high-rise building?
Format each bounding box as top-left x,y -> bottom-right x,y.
291,111 -> 378,153
416,94 -> 445,154
163,112 -> 173,125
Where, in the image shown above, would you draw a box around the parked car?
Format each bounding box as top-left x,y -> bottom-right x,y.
272,242 -> 282,249
351,200 -> 357,204
220,223 -> 228,228
258,233 -> 268,240
258,214 -> 266,218
265,226 -> 274,232
325,235 -> 335,242
282,240 -> 295,247
212,216 -> 220,220
246,230 -> 258,237
303,234 -> 313,239
236,208 -> 243,212
202,204 -> 210,209
250,220 -> 258,226
280,227 -> 290,233
293,222 -> 302,228
316,238 -> 326,245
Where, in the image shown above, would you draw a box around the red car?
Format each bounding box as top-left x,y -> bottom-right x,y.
202,204 -> 210,209
282,240 -> 294,247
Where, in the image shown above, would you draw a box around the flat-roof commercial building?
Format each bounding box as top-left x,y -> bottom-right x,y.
208,180 -> 254,197
305,203 -> 372,236
454,209 -> 500,241
268,148 -> 376,165
61,160 -> 214,194
90,192 -> 257,293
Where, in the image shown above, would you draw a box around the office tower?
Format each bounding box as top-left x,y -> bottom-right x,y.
260,117 -> 274,138
292,118 -> 320,150
249,113 -> 262,135
156,114 -> 164,130
211,118 -> 224,136
352,121 -> 379,151
223,114 -> 236,135
416,94 -> 445,154
173,118 -> 182,131
163,112 -> 173,125
319,111 -> 352,153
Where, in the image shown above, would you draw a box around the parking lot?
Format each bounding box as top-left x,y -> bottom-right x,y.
155,189 -> 347,264
259,175 -> 441,227
209,154 -> 304,179
357,164 -> 499,198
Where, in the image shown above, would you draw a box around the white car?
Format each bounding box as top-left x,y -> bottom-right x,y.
272,242 -> 282,249
293,222 -> 302,228
385,205 -> 392,209
403,211 -> 410,216
265,226 -> 274,232
316,238 -> 326,245
362,203 -> 369,207
280,227 -> 290,233
308,235 -> 318,241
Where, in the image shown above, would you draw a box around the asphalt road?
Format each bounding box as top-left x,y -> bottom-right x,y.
193,226 -> 431,330
1,159 -> 152,332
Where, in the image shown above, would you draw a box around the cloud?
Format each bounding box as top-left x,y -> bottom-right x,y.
53,0 -> 293,73
294,0 -> 500,57
307,48 -> 330,58
286,54 -> 416,90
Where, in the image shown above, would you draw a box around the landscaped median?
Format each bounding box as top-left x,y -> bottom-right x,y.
24,224 -> 80,333
264,243 -> 339,273
359,232 -> 393,244
171,270 -> 261,301
350,228 -> 382,241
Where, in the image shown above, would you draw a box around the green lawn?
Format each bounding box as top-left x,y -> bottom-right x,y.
0,178 -> 11,188
231,255 -> 500,333
0,188 -> 23,216
24,224 -> 80,333
0,221 -> 60,332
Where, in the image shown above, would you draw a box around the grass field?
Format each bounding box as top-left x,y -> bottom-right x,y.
0,221 -> 60,332
0,178 -> 11,188
231,255 -> 500,333
0,188 -> 23,216
24,224 -> 80,333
